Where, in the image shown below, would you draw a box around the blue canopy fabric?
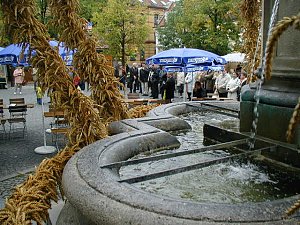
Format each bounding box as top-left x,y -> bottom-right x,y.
0,43 -> 31,66
163,64 -> 224,73
0,40 -> 75,66
163,66 -> 184,72
146,48 -> 226,66
184,64 -> 224,73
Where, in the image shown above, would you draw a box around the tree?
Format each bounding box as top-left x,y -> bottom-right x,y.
158,0 -> 242,55
79,0 -> 106,20
92,0 -> 149,67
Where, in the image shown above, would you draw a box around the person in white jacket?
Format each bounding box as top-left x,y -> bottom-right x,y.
226,71 -> 241,100
176,71 -> 185,97
185,72 -> 196,101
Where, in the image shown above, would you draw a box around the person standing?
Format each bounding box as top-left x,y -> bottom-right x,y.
185,72 -> 196,101
226,71 -> 241,100
139,63 -> 149,96
215,70 -> 231,98
119,65 -> 126,90
193,81 -> 207,98
13,65 -> 25,95
32,67 -> 38,91
240,70 -> 248,87
73,73 -> 81,89
130,63 -> 138,93
163,72 -> 176,103
131,63 -> 140,93
176,71 -> 185,98
237,70 -> 248,101
150,65 -> 159,99
203,69 -> 214,94
36,85 -> 43,105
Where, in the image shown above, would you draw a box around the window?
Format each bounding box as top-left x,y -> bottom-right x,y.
154,14 -> 159,26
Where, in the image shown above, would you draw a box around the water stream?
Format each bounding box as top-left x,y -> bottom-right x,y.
119,111 -> 300,203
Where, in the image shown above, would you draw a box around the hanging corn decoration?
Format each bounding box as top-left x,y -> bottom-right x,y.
240,0 -> 261,77
48,0 -> 129,123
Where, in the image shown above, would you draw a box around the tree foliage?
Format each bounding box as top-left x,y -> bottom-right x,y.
92,0 -> 149,66
158,0 -> 242,55
79,0 -> 106,20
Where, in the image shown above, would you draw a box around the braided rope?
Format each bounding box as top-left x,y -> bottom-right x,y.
285,198 -> 300,218
48,0 -> 129,123
265,14 -> 300,80
0,1 -> 156,223
0,0 -> 108,224
263,13 -> 300,218
240,0 -> 261,76
286,97 -> 300,143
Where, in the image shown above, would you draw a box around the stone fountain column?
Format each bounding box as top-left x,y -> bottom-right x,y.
240,0 -> 300,146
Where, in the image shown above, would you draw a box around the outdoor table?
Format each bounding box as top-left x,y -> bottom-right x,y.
218,98 -> 234,101
192,97 -> 217,101
123,98 -> 149,103
148,99 -> 166,104
2,103 -> 34,109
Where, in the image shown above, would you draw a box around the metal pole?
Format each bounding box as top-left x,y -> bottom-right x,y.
34,95 -> 56,154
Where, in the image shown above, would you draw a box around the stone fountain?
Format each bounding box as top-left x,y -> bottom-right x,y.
56,1 -> 300,224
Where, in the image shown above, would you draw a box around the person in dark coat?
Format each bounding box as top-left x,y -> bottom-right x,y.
193,81 -> 207,98
150,65 -> 160,99
139,63 -> 149,96
203,69 -> 214,93
129,63 -> 138,93
159,72 -> 167,98
163,72 -> 176,103
132,63 -> 140,93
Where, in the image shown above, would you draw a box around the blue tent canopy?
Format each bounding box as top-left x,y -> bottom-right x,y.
163,66 -> 183,72
0,41 -> 75,66
185,65 -> 209,73
146,48 -> 226,66
0,43 -> 31,66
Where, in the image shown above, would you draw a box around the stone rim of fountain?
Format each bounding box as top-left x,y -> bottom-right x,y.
59,101 -> 300,225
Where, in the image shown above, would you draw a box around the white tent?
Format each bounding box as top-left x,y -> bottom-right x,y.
222,53 -> 246,63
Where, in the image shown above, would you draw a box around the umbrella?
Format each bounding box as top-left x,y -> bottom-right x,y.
146,48 -> 226,66
222,53 -> 245,63
0,40 -> 75,66
0,43 -> 31,66
163,66 -> 184,73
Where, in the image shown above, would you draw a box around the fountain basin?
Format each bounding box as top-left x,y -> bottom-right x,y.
57,101 -> 300,225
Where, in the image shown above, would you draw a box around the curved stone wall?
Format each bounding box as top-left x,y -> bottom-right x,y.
57,101 -> 300,225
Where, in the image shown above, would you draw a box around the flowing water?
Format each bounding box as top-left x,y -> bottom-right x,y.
119,111 -> 300,203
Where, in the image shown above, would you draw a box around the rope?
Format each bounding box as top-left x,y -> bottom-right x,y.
240,0 -> 261,76
263,12 -> 300,218
265,13 -> 300,80
286,97 -> 300,143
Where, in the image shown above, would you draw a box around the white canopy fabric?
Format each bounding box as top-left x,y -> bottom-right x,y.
222,53 -> 246,63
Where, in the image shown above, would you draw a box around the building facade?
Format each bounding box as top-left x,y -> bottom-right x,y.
133,0 -> 174,64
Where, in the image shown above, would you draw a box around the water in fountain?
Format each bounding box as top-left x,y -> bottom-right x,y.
119,111 -> 300,204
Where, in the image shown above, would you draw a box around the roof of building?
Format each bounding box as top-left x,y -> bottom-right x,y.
141,0 -> 174,9
157,1 -> 176,26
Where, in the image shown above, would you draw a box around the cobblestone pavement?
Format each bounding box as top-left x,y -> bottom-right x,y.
0,84 -> 57,208
0,84 -> 186,209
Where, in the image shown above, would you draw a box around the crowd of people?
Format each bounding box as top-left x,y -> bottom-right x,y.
11,62 -> 248,105
114,63 -> 249,103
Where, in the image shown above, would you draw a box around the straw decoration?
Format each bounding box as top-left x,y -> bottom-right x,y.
240,0 -> 261,76
265,13 -> 300,80
48,0 -> 129,123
